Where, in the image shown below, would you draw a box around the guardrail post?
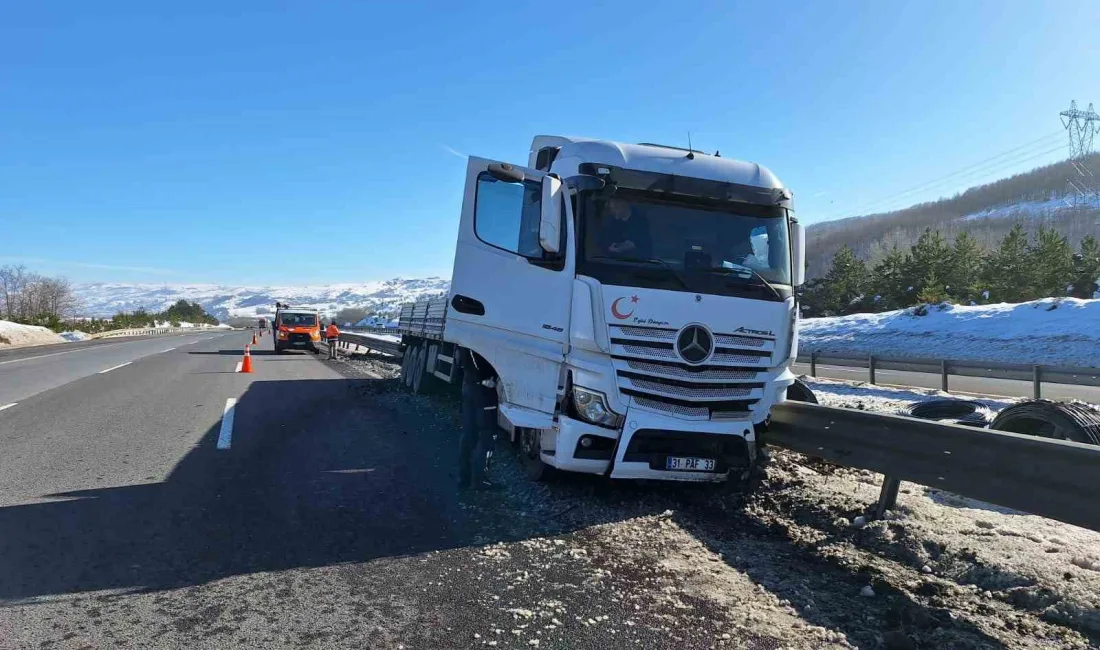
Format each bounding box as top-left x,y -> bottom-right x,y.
868,355 -> 876,385
941,360 -> 949,392
874,476 -> 901,520
1033,365 -> 1042,399
810,351 -> 817,377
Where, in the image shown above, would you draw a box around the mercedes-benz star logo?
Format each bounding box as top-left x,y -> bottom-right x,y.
676,324 -> 714,365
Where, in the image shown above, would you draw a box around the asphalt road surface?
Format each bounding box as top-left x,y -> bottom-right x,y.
3,334 -> 1097,649
792,362 -> 1100,403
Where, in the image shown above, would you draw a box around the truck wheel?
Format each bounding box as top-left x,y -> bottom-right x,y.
519,427 -> 551,481
411,345 -> 428,394
274,342 -> 283,355
403,345 -> 417,388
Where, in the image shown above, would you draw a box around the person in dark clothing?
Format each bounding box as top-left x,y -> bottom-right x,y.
597,198 -> 653,259
457,348 -> 499,490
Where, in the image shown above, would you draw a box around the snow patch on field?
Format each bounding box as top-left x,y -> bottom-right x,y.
58,330 -> 91,342
802,377 -> 1016,413
0,321 -> 65,347
962,193 -> 1100,221
801,297 -> 1100,368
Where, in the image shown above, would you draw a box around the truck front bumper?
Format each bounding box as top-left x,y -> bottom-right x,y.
544,406 -> 756,483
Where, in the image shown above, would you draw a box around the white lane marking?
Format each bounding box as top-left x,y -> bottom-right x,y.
217,398 -> 237,449
234,361 -> 243,373
97,361 -> 132,374
161,347 -> 177,353
0,403 -> 16,411
0,341 -> 132,366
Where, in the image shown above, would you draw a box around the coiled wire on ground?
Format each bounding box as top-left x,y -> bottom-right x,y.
899,399 -> 995,427
990,399 -> 1100,445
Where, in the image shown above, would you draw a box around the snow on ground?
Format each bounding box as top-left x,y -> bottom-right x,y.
0,321 -> 65,347
962,193 -> 1100,221
57,330 -> 91,342
802,376 -> 1016,413
801,297 -> 1100,368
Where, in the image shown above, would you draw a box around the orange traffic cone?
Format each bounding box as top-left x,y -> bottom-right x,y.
252,332 -> 258,345
240,345 -> 253,373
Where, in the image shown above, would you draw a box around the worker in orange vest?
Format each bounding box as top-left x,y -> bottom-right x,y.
325,320 -> 340,359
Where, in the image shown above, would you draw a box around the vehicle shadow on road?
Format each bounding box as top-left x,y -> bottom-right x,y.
0,377 -> 648,603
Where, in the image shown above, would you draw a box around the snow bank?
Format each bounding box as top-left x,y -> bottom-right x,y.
58,331 -> 91,342
803,376 -> 1016,413
0,321 -> 65,347
801,297 -> 1100,368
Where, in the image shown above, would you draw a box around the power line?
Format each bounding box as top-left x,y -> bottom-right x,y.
829,131 -> 1064,219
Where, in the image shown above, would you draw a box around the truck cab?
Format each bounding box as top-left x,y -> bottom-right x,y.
441,136 -> 805,483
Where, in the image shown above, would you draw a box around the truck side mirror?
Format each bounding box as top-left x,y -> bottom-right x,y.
791,221 -> 806,287
539,176 -> 562,255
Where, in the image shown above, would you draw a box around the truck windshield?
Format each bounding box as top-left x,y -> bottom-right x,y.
278,313 -> 317,326
578,192 -> 792,298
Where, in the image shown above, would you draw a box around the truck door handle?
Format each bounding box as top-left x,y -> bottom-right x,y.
451,294 -> 485,316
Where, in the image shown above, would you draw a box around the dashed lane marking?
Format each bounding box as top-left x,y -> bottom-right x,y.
161,347 -> 177,353
0,403 -> 16,411
217,398 -> 237,449
97,361 -> 132,374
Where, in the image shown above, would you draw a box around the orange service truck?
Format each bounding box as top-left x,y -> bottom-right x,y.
273,302 -> 321,354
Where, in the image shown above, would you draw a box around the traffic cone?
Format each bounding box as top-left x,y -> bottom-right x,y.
252,332 -> 258,345
240,345 -> 253,373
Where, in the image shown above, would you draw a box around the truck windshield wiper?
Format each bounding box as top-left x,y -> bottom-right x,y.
590,255 -> 691,290
705,264 -> 783,299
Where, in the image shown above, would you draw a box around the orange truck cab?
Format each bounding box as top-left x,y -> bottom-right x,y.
273,305 -> 321,354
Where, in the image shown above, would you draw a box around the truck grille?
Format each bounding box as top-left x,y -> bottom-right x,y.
611,324 -> 774,420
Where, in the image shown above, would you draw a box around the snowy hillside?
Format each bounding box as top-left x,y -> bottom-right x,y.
800,297 -> 1100,367
73,277 -> 450,319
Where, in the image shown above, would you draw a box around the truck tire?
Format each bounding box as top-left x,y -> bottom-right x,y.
403,345 -> 417,389
518,427 -> 551,481
274,342 -> 283,355
399,346 -> 412,386
900,398 -> 994,427
411,344 -> 428,394
990,400 -> 1100,445
786,379 -> 817,404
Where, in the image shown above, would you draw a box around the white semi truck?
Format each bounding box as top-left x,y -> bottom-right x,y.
397,135 -> 805,483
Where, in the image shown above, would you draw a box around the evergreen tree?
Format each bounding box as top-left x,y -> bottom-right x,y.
982,224 -> 1033,303
868,245 -> 908,310
905,229 -> 952,291
946,231 -> 985,303
916,268 -> 947,304
1070,235 -> 1100,299
1027,224 -> 1074,299
821,245 -> 869,315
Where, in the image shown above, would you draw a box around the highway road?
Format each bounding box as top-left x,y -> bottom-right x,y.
2,333 -> 1096,648
792,362 -> 1100,403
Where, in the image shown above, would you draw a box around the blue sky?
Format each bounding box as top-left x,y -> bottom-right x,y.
2,1 -> 1098,285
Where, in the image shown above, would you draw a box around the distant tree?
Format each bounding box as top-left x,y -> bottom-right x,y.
983,224 -> 1034,302
868,246 -> 908,310
945,231 -> 985,303
1070,235 -> 1100,298
335,307 -> 370,325
905,229 -> 952,294
821,246 -> 869,315
1027,224 -> 1074,298
915,268 -> 947,304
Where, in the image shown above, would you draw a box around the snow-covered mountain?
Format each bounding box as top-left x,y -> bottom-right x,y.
73,277 -> 451,319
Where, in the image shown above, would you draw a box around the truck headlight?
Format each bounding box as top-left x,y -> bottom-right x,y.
782,306 -> 798,361
572,386 -> 623,428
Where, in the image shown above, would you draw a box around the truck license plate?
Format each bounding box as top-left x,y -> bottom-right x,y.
665,456 -> 715,471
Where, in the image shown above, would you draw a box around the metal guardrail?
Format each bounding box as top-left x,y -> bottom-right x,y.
339,331 -> 402,357
90,326 -> 193,339
798,350 -> 1100,398
768,401 -> 1100,533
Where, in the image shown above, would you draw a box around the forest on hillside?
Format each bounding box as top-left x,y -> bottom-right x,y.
806,154 -> 1100,277
802,224 -> 1100,318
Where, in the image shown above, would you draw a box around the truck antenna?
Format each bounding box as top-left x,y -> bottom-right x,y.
686,132 -> 694,160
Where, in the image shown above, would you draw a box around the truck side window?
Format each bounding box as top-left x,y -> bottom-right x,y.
474,174 -> 545,259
